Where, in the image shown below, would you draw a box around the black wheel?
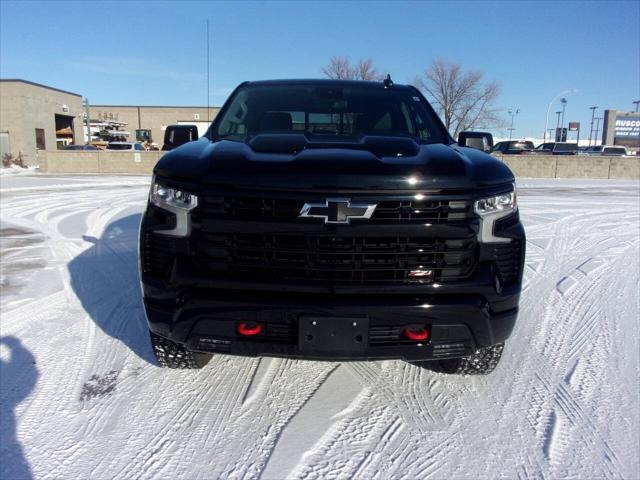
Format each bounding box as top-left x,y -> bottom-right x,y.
414,343 -> 504,375
149,331 -> 212,369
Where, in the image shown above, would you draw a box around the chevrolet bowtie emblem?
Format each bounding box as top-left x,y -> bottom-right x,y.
298,198 -> 377,224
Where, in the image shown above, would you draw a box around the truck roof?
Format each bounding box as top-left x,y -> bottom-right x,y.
244,78 -> 413,90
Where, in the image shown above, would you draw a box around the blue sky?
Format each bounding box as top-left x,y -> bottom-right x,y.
1,0 -> 638,138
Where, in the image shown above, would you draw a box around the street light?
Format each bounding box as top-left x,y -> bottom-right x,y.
508,108 -> 520,140
83,98 -> 91,145
559,98 -> 568,139
594,116 -> 603,145
588,106 -> 598,146
555,111 -> 562,140
543,89 -> 577,142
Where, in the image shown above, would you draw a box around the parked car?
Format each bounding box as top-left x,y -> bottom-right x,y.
581,145 -> 628,156
65,144 -> 98,151
140,78 -> 525,375
533,142 -> 578,155
491,140 -> 534,154
106,142 -> 145,151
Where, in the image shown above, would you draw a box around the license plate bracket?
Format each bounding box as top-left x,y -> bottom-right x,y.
299,316 -> 369,354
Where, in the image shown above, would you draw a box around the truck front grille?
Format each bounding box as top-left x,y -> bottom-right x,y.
193,233 -> 476,284
196,196 -> 473,224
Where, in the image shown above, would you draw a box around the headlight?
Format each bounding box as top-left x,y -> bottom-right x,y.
150,182 -> 198,211
474,191 -> 516,215
148,177 -> 197,237
474,186 -> 517,243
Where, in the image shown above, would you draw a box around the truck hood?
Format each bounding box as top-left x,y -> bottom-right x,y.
154,135 -> 515,191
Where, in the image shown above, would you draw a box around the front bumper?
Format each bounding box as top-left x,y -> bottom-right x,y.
143,264 -> 520,362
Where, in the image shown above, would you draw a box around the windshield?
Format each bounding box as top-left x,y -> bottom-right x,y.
213,84 -> 447,144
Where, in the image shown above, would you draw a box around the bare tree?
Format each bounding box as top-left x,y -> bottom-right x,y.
322,56 -> 383,81
414,59 -> 502,138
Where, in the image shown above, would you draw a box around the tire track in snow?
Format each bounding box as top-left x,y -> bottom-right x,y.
2,180 -> 638,479
114,356 -> 258,480
520,210 -> 634,478
346,362 -> 456,433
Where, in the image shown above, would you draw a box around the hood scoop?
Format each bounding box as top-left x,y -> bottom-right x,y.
248,133 -> 420,158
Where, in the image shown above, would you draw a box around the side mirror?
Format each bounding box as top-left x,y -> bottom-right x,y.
162,125 -> 199,151
458,131 -> 494,153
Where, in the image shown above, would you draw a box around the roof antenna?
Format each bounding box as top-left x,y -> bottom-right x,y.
383,74 -> 394,88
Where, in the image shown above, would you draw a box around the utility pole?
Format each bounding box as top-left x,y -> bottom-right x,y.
83,98 -> 91,145
588,106 -> 598,146
206,19 -> 211,122
594,116 -> 603,145
634,100 -> 640,112
508,108 -> 520,140
555,111 -> 562,141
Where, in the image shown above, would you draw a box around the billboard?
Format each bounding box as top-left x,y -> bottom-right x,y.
615,115 -> 640,139
568,122 -> 579,131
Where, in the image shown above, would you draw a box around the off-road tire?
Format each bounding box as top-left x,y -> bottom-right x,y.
414,343 -> 504,375
149,331 -> 212,369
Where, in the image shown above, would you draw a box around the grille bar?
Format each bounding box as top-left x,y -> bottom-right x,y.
193,233 -> 476,284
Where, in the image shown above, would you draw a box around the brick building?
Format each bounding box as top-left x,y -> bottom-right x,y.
0,79 -> 220,164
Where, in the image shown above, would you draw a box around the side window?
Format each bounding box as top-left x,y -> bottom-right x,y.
308,113 -> 339,134
407,104 -> 431,140
217,91 -> 249,138
604,147 -> 625,155
399,103 -> 416,136
35,128 -> 46,150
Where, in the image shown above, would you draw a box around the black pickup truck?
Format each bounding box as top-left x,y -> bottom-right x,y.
140,79 -> 525,375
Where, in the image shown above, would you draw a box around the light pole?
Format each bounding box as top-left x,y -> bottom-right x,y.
555,111 -> 562,141
588,106 -> 598,146
543,89 -> 576,142
83,98 -> 91,145
594,116 -> 603,145
559,98 -> 567,140
634,100 -> 640,112
508,108 -> 520,140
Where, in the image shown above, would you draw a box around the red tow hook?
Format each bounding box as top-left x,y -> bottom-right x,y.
237,322 -> 262,336
403,325 -> 429,341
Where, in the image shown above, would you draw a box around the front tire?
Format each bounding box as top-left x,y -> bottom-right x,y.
414,343 -> 504,375
149,331 -> 212,369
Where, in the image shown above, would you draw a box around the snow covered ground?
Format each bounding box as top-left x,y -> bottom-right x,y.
1,173 -> 639,480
